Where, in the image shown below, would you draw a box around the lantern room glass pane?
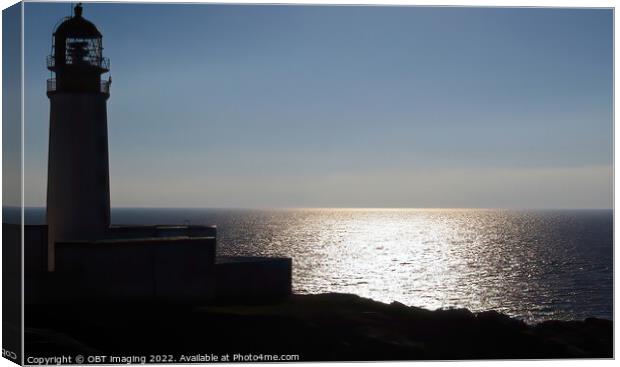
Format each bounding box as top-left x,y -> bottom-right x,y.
64,37 -> 102,67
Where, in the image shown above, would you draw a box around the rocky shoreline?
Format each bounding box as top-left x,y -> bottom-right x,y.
25,293 -> 612,361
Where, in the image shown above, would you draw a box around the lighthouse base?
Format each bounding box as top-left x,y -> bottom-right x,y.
16,224 -> 292,305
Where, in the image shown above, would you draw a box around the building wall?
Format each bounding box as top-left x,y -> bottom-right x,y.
49,237 -> 217,303
22,225 -> 292,304
215,256 -> 292,301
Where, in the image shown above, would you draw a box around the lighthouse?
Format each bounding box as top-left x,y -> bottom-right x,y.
28,3 -> 290,302
46,3 -> 111,271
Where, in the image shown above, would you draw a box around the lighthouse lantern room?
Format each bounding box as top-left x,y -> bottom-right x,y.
47,3 -> 110,95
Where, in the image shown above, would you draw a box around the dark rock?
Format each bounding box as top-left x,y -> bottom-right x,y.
25,293 -> 613,361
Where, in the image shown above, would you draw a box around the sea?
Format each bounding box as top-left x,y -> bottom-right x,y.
13,207 -> 614,323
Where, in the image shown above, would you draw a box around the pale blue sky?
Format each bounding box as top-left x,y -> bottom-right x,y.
21,3 -> 613,208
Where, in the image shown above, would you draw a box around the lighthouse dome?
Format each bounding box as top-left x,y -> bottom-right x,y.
53,4 -> 101,38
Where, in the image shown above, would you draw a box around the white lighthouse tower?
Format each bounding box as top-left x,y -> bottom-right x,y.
46,3 -> 111,271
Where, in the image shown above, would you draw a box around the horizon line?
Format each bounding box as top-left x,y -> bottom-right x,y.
8,206 -> 614,211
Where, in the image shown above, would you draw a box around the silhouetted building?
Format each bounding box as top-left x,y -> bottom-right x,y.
22,4 -> 291,304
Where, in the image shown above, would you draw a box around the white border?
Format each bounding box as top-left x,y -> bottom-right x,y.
0,1 -> 616,367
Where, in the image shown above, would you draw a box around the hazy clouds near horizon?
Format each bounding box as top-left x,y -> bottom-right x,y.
15,4 -> 613,209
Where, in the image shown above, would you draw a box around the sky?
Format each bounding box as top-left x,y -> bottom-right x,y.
18,2 -> 613,208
